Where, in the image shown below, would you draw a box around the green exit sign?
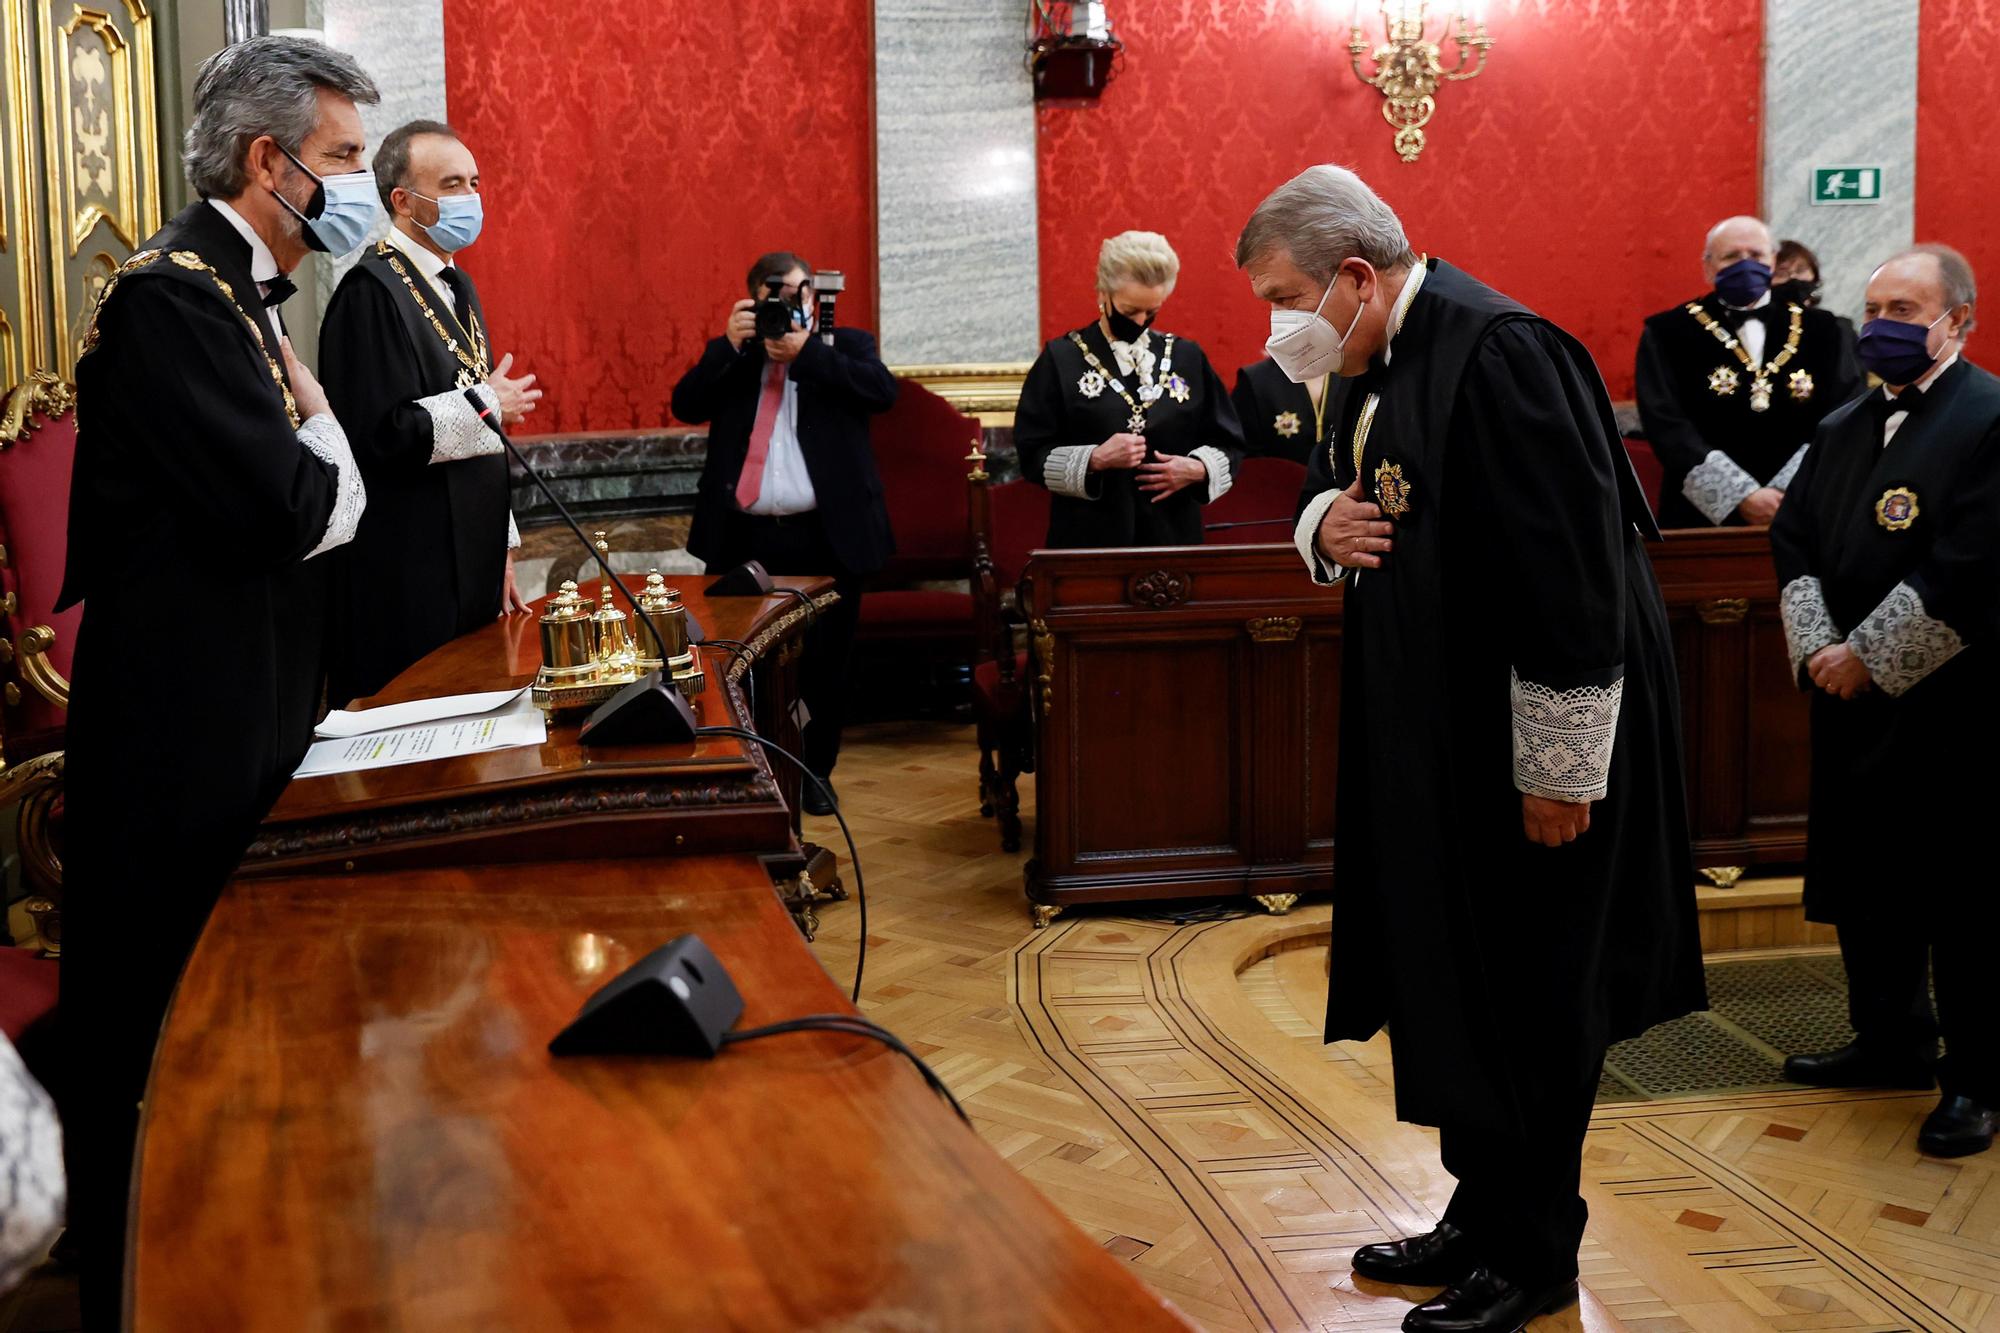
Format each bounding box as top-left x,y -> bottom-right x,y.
1811,166 -> 1882,205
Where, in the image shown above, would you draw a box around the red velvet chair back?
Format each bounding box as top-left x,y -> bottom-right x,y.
1202,456 -> 1308,538
1623,436 -> 1665,518
870,379 -> 984,583
987,480 -> 1052,593
0,377 -> 79,761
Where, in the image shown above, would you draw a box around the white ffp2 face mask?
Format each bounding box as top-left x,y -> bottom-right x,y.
1265,273 -> 1366,383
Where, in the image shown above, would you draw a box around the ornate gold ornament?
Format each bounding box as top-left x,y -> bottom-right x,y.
378,243 -> 491,385
1373,459 -> 1413,518
1077,370 -> 1105,399
162,249 -> 298,427
1788,369 -> 1814,401
1246,616 -> 1302,643
1874,486 -> 1920,532
530,532 -> 704,712
1031,618 -> 1055,710
1,370 -> 76,442
1068,329 -> 1176,434
1252,892 -> 1301,915
1348,4 -> 1494,162
1274,410 -> 1301,438
1687,302 -> 1804,414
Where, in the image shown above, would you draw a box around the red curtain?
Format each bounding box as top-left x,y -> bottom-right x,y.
443,1 -> 878,432
1034,0 -> 1763,400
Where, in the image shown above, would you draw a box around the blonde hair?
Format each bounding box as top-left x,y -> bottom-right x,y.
1097,230 -> 1180,294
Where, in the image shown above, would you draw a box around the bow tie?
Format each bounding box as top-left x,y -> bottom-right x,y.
261,275 -> 297,308
1717,304 -> 1759,333
1868,387 -> 1927,423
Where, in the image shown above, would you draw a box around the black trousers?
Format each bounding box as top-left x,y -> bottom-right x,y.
1839,918 -> 1998,1105
1436,1049 -> 1605,1289
715,509 -> 863,777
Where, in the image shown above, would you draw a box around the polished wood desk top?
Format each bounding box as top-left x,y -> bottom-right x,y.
135,855 -> 1184,1330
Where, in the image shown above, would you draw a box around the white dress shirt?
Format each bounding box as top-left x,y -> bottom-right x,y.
1884,348 -> 1961,446
1721,290 -> 1771,368
385,222 -> 460,315
206,198 -> 284,345
744,345 -> 818,516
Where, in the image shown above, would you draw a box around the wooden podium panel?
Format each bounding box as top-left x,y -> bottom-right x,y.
1021,545 -> 1343,914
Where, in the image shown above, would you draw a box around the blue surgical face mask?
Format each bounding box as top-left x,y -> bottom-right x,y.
1857,309 -> 1954,385
1713,257 -> 1773,308
272,144 -> 380,256
411,190 -> 483,253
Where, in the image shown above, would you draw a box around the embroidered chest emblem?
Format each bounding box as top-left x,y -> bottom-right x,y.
1274,410 -> 1301,438
1789,369 -> 1815,401
1374,460 -> 1413,519
1708,366 -> 1740,397
1164,372 -> 1190,404
1077,370 -> 1105,400
1875,487 -> 1920,532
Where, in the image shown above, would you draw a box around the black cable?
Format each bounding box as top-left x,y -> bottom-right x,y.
769,584 -> 819,625
695,725 -> 867,1003
698,638 -> 758,715
722,1015 -> 969,1124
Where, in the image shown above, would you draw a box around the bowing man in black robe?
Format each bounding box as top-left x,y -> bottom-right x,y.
321,119 -> 541,706
1770,246 -> 2000,1158
1240,167 -> 1705,1333
53,37 -> 378,1326
1636,215 -> 1863,528
1231,355 -> 1324,464
1016,230 -> 1243,547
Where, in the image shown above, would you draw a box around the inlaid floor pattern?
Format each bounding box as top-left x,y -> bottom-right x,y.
804,721 -> 1999,1333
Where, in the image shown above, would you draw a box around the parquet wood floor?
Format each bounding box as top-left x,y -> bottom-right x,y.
805,721 -> 1998,1333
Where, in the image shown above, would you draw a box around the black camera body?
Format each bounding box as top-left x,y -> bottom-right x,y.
754,275 -> 806,342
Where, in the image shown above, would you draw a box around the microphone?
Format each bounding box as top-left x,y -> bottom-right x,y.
466,387 -> 697,746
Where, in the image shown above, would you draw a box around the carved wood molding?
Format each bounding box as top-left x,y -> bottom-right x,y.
1246,616 -> 1302,643
723,591 -> 842,684
1696,597 -> 1751,625
1127,569 -> 1191,609
1031,619 -> 1054,710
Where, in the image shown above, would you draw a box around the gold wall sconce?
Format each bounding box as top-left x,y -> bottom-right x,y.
1347,2 -> 1494,162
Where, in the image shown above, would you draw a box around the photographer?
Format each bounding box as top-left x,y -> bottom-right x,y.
674,251 -> 899,813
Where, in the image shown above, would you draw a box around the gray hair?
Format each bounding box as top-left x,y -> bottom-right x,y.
1234,165 -> 1416,279
1878,243 -> 1979,333
374,118 -> 458,210
183,36 -> 379,199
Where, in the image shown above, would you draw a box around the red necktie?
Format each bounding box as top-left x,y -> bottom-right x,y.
735,361 -> 787,509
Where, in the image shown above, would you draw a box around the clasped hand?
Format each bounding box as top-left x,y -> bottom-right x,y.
1088,433 -> 1206,502
1314,477 -> 1395,569
1807,643 -> 1871,699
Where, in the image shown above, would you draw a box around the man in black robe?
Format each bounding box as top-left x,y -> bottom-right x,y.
674,252 -> 898,811
54,37 -> 378,1326
1232,355 -> 1323,464
1637,215 -> 1863,528
321,118 -> 543,706
1239,166 -> 1706,1333
1771,245 -> 1999,1157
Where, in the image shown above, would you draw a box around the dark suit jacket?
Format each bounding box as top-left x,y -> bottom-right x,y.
673,327 -> 899,576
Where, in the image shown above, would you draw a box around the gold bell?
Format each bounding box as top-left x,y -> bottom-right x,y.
537,580 -> 596,683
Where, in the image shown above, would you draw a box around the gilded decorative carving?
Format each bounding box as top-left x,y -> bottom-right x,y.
889,362 -> 1030,424
1127,569 -> 1191,609
1696,597 -> 1750,626
0,367 -> 71,440
1700,865 -> 1745,890
17,623 -> 65,707
1031,902 -> 1063,930
4,0 -> 52,384
0,750 -> 63,953
1251,892 -> 1300,916
1030,618 -> 1054,709
1246,616 -> 1302,643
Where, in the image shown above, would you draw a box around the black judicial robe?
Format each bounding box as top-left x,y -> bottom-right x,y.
321,240 -> 510,705
1769,359 -> 2000,927
1016,324 -> 1245,547
1298,260 -> 1706,1134
1232,356 -> 1322,465
1636,294 -> 1863,528
55,200 -> 350,1312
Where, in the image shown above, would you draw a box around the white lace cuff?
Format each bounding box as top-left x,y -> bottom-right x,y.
1779,575 -> 1838,682
298,412 -> 366,559
507,510 -> 521,550
1511,669 -> 1623,803
0,1035 -> 63,1293
1681,449 -> 1760,525
1768,443 -> 1808,492
1190,446 -> 1234,502
1846,582 -> 1965,697
1293,488 -> 1346,586
1043,444 -> 1098,500
421,383 -> 501,464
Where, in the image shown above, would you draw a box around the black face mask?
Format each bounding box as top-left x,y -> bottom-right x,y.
1104,305 -> 1154,343
1772,277 -> 1821,308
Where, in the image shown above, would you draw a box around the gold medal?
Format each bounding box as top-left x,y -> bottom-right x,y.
1875,487 -> 1919,532
1709,366 -> 1739,397
1374,460 -> 1413,518
1789,369 -> 1815,401
1274,410 -> 1301,438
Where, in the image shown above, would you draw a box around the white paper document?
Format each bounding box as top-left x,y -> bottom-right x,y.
315,687 -> 529,739
295,694 -> 547,777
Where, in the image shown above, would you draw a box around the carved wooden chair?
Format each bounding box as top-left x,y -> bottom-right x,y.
966,451 -> 1050,852
1,371 -> 78,966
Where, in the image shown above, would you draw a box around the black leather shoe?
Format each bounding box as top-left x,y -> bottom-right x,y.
800,780 -> 837,817
1918,1095 -> 1998,1158
1782,1042 -> 1935,1090
1351,1223 -> 1479,1287
1402,1268 -> 1579,1333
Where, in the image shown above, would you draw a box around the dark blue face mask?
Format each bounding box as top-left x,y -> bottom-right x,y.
1857,310 -> 1953,385
1713,257 -> 1773,308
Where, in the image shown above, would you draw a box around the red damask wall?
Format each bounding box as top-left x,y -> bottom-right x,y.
1916,2 -> 2000,332
442,1 -> 877,432
1035,1 -> 1763,399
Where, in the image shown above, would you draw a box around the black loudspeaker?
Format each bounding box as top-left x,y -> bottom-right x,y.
548,934 -> 744,1057
704,559 -> 775,597
577,671 -> 700,747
